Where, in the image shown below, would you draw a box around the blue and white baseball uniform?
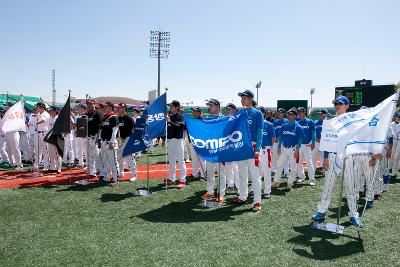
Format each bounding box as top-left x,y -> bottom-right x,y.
297,118 -> 316,184
272,118 -> 288,172
273,121 -> 303,187
312,119 -> 324,169
259,120 -> 275,195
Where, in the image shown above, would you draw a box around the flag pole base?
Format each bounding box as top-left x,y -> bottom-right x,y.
311,221 -> 345,234
134,189 -> 154,197
74,179 -> 93,186
198,200 -> 225,209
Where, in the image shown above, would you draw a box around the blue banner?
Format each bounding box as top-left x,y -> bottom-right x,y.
122,110 -> 149,157
184,110 -> 254,162
147,93 -> 167,139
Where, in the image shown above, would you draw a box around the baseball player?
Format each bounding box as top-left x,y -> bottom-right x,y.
272,109 -> 303,190
86,99 -> 104,178
265,109 -> 274,123
312,96 -> 363,228
259,107 -> 276,198
224,103 -> 240,190
296,107 -> 316,185
33,102 -> 50,171
200,99 -> 227,203
47,106 -> 62,173
312,109 -> 328,171
115,103 -> 137,182
74,103 -> 87,167
232,90 -> 263,212
390,113 -> 400,178
188,106 -> 206,179
0,111 -> 10,163
98,102 -> 120,184
272,108 -> 289,175
165,100 -> 187,188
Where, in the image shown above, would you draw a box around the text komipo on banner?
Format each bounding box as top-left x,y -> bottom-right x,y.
184,110 -> 254,163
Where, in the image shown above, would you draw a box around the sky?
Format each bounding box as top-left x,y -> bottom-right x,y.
0,0 -> 399,108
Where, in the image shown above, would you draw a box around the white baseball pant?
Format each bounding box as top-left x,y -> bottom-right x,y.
5,131 -> 22,167
99,140 -> 120,181
48,143 -> 62,172
391,138 -> 400,175
297,144 -> 316,182
189,143 -> 205,178
0,134 -> 9,162
117,138 -> 137,179
33,132 -> 49,170
88,137 -> 103,176
273,147 -> 297,185
316,154 -> 359,218
225,161 -> 239,189
237,156 -> 261,205
259,146 -> 272,194
167,138 -> 187,182
19,131 -> 32,162
312,141 -> 323,170
206,162 -> 227,196
75,137 -> 86,166
63,133 -> 75,164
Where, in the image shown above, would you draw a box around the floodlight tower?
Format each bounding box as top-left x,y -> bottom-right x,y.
52,70 -> 56,105
150,30 -> 170,97
256,81 -> 262,106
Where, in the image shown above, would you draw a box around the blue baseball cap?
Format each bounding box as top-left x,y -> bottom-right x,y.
318,109 -> 328,115
395,113 -> 400,118
333,95 -> 350,105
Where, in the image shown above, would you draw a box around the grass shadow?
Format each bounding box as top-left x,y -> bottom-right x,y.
288,224 -> 364,261
135,191 -> 249,223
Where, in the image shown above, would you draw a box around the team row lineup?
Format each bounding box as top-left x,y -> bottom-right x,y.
1,89 -> 399,229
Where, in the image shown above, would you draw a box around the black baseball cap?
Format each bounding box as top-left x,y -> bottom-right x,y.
207,98 -> 220,106
49,106 -> 59,111
77,103 -> 87,109
297,107 -> 306,113
226,103 -> 237,110
258,106 -> 266,114
395,112 -> 400,118
36,102 -> 46,109
287,109 -> 297,116
318,109 -> 328,114
191,106 -> 201,112
168,100 -> 180,107
238,90 -> 254,99
277,108 -> 286,113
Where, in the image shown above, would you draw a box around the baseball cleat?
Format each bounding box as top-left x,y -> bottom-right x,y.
130,177 -> 137,182
252,203 -> 261,212
201,193 -> 214,200
350,217 -> 364,228
177,181 -> 186,189
165,179 -> 175,186
312,211 -> 326,221
366,200 -> 374,209
232,196 -> 246,205
216,195 -> 224,203
263,193 -> 271,199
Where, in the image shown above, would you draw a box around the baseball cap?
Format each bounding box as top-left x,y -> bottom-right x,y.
86,98 -> 96,104
297,107 -> 307,113
6,102 -> 13,106
168,100 -> 180,107
238,90 -> 255,99
318,109 -> 328,115
77,103 -> 87,109
207,98 -> 220,106
115,103 -> 127,109
226,103 -> 237,110
49,106 -> 59,111
287,109 -> 297,116
333,95 -> 350,105
395,113 -> 400,118
258,106 -> 266,114
191,106 -> 201,112
36,102 -> 46,109
277,108 -> 286,113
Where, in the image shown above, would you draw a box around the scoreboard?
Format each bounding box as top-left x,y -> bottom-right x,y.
335,80 -> 396,111
277,100 -> 308,113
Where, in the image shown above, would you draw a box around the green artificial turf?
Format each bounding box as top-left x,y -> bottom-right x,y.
1,168 -> 400,266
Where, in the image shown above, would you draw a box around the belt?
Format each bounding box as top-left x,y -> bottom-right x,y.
283,145 -> 296,148
37,131 -> 45,133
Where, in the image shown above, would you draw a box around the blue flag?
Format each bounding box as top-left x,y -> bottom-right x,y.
147,93 -> 167,139
184,110 -> 254,162
122,110 -> 149,157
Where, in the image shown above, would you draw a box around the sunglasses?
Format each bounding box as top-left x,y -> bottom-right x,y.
334,102 -> 344,106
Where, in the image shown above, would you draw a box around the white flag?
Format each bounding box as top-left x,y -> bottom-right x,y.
331,93 -> 399,174
1,101 -> 26,133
